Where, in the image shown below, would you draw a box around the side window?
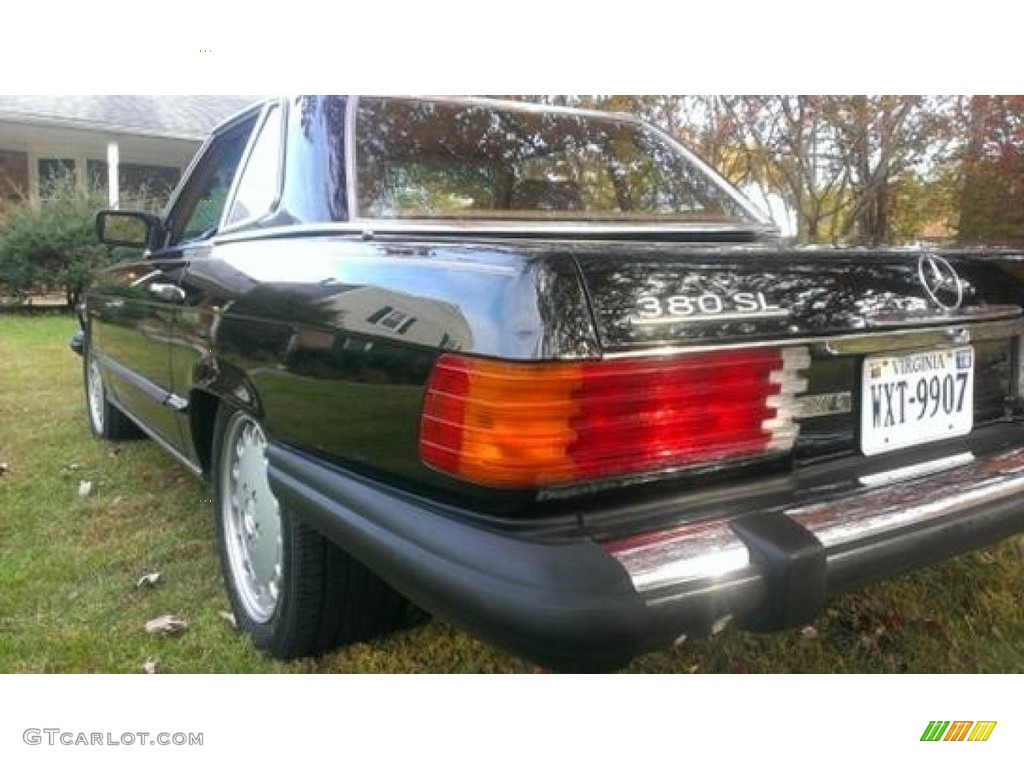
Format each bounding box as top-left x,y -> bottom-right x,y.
226,105 -> 283,226
167,114 -> 258,245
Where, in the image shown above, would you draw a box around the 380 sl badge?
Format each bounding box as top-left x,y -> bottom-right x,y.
630,292 -> 790,324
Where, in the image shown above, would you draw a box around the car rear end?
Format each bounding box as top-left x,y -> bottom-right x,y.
403,244 -> 1024,666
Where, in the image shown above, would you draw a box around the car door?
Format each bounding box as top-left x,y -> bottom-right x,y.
89,110 -> 259,456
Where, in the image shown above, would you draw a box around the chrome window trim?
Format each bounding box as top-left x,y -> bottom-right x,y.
344,95 -> 771,230
642,121 -> 771,226
346,95 -> 359,220
212,219 -> 777,244
160,102 -> 266,237
219,98 -> 288,236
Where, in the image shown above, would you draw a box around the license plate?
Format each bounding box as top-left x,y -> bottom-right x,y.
860,346 -> 974,456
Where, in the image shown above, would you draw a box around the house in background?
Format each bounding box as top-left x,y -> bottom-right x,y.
0,95 -> 258,210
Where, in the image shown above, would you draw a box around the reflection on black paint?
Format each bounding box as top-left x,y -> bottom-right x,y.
575,249 -> 1024,348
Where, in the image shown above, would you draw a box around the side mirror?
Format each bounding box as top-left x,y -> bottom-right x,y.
95,210 -> 166,250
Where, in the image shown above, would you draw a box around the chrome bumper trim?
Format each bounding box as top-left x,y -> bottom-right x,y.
608,446 -> 1024,593
857,451 -> 974,487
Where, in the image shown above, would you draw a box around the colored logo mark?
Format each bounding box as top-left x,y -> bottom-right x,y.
920,720 -> 997,742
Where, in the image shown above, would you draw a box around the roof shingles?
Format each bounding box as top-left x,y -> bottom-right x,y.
0,95 -> 260,139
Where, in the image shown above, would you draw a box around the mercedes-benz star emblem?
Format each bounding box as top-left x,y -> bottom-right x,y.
917,253 -> 963,310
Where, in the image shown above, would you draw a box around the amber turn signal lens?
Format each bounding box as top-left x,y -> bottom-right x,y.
420,356 -> 583,487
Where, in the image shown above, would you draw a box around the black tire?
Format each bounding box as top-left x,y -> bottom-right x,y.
83,342 -> 141,440
212,405 -> 409,659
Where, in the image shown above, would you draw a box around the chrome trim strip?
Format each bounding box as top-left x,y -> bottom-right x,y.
607,522 -> 752,590
863,305 -> 1021,327
824,318 -> 1022,355
602,317 -> 1024,360
643,121 -> 772,227
123,411 -> 203,478
346,95 -> 359,221
218,101 -> 272,233
383,94 -> 642,124
349,219 -> 773,237
608,446 -> 1024,593
858,452 -> 974,487
763,346 -> 810,452
95,351 -> 171,406
160,101 -> 266,228
1017,336 -> 1024,398
94,356 -> 202,478
212,219 -> 775,245
218,98 -> 288,236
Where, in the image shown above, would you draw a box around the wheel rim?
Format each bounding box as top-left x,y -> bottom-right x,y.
221,414 -> 283,624
86,357 -> 105,432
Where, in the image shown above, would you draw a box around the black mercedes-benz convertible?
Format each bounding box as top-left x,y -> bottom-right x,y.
72,95 -> 1024,671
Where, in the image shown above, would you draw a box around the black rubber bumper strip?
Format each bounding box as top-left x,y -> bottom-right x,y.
730,513 -> 826,630
266,443 -> 655,671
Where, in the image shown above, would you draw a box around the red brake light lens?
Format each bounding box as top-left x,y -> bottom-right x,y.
420,348 -> 809,488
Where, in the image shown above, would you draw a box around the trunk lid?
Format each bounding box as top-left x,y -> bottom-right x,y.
573,246 -> 1024,350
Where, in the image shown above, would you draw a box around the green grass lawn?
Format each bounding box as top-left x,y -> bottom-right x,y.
1,314 -> 1021,673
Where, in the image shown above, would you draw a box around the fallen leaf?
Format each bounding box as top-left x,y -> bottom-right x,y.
77,480 -> 93,497
0,462 -> 9,476
141,657 -> 159,674
145,615 -> 188,635
886,611 -> 903,633
729,660 -> 752,674
800,625 -> 819,639
711,614 -> 733,635
974,548 -> 997,564
136,572 -> 161,588
218,610 -> 238,630
66,462 -> 80,471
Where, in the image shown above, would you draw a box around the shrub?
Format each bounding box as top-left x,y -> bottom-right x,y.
0,178 -> 116,308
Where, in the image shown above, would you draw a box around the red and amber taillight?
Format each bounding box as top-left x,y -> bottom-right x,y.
419,347 -> 810,489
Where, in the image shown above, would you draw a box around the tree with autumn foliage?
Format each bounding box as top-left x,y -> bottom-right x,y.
495,95 -> 1015,247
958,95 -> 1024,244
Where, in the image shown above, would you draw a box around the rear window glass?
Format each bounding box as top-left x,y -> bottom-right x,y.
353,97 -> 755,224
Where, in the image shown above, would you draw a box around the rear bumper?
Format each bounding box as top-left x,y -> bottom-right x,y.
267,439 -> 1024,671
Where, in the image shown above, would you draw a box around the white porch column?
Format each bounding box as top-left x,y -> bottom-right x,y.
107,141 -> 120,208
26,151 -> 39,200
74,155 -> 88,191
